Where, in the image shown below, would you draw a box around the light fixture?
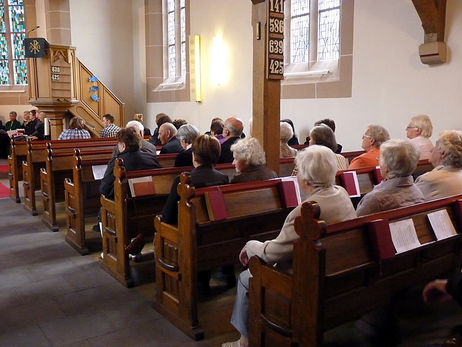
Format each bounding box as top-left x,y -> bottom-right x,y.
189,35 -> 202,102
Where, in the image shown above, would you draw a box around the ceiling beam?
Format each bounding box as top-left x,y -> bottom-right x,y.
411,0 -> 447,42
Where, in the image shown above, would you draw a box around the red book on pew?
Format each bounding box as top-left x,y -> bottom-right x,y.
128,177 -> 156,197
278,180 -> 299,208
367,219 -> 395,260
340,171 -> 360,198
204,188 -> 228,221
373,166 -> 383,184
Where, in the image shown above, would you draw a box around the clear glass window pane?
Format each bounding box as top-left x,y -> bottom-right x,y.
291,0 -> 309,16
0,4 -> 6,33
168,45 -> 176,78
318,0 -> 340,11
180,7 -> 185,42
0,33 -> 8,59
8,0 -> 24,5
12,32 -> 25,59
167,11 -> 175,45
13,58 -> 26,84
180,0 -> 185,8
290,14 -> 309,63
0,60 -> 10,85
8,5 -> 24,32
318,7 -> 340,61
167,0 -> 174,12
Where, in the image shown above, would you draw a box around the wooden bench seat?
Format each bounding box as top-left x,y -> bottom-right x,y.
21,138 -> 118,215
153,174 -> 301,340
40,146 -> 115,231
8,137 -> 27,203
249,194 -> 462,346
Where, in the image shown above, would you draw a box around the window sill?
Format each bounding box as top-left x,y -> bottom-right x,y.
0,89 -> 27,93
154,78 -> 185,92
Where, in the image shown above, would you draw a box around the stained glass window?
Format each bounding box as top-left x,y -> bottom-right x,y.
165,0 -> 187,82
1,0 -> 27,86
285,0 -> 341,68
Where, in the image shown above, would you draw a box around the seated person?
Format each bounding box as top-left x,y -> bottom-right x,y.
314,118 -> 342,153
24,110 -> 38,136
112,120 -> 157,158
309,124 -> 348,170
173,118 -> 187,129
158,122 -> 184,154
100,127 -> 161,199
219,117 -> 244,163
161,135 -> 229,225
406,114 -> 434,160
21,110 -> 30,128
5,111 -> 21,131
231,137 -> 277,183
356,139 -> 425,216
210,118 -> 226,144
100,113 -> 121,138
0,128 -> 9,159
223,145 -> 356,347
415,130 -> 462,200
423,273 -> 462,307
29,111 -> 46,140
281,118 -> 299,146
174,124 -> 200,167
348,125 -> 390,169
280,122 -> 298,158
149,113 -> 172,146
58,116 -> 90,140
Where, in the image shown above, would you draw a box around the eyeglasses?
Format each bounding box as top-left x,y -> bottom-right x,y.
362,134 -> 372,139
406,126 -> 418,130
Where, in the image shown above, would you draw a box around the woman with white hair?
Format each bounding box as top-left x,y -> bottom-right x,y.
309,124 -> 348,170
230,137 -> 278,183
223,145 -> 356,347
280,122 -> 298,158
356,139 -> 425,216
174,124 -> 201,167
415,130 -> 462,200
406,114 -> 434,160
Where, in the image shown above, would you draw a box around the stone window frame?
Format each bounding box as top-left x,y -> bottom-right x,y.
282,0 -> 354,99
145,0 -> 190,103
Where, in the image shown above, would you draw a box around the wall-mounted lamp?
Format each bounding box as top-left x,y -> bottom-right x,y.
189,35 -> 202,102
210,34 -> 229,86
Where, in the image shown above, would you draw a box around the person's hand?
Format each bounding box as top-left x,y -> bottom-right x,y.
239,247 -> 249,267
29,136 -> 38,140
423,279 -> 452,303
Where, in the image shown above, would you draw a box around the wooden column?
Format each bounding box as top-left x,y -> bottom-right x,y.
251,0 -> 284,175
47,115 -> 64,140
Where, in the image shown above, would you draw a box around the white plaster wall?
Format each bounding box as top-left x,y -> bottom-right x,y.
69,0 -> 141,119
146,0 -> 462,151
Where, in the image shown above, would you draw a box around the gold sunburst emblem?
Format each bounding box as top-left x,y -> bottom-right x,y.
29,40 -> 41,54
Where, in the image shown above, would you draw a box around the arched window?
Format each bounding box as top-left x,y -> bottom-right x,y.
0,0 -> 27,87
282,0 -> 353,99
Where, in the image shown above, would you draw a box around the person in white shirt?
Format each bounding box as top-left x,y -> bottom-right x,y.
406,114 -> 434,160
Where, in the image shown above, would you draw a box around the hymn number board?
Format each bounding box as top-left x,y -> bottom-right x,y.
267,0 -> 284,79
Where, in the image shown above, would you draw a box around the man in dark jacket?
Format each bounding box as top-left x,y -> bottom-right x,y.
218,116 -> 244,163
158,122 -> 183,154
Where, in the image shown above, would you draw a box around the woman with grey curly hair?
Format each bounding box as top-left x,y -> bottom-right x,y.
356,139 -> 425,216
174,124 -> 201,167
230,137 -> 278,183
416,130 -> 462,200
223,145 -> 356,347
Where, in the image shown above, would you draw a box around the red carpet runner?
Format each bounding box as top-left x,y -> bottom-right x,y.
0,182 -> 9,198
0,165 -> 8,173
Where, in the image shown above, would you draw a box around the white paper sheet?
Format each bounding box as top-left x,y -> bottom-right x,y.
92,165 -> 107,180
389,219 -> 421,253
427,209 -> 457,240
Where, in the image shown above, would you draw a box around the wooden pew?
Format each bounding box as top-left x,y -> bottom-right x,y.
21,138 -> 118,215
64,151 -> 111,254
153,174 -> 300,340
249,195 -> 462,346
40,145 -> 114,231
8,137 -> 27,203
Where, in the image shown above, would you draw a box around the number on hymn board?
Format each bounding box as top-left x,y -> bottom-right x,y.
269,0 -> 284,14
269,58 -> 283,75
268,38 -> 283,55
269,17 -> 284,34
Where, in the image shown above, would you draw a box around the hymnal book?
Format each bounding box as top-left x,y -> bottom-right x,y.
128,176 -> 155,197
427,209 -> 457,240
389,219 -> 421,253
367,219 -> 395,260
373,166 -> 383,183
92,165 -> 107,180
279,176 -> 301,207
204,188 -> 228,221
340,171 -> 360,197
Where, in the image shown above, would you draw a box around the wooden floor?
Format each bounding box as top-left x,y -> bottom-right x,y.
1,158 -> 462,346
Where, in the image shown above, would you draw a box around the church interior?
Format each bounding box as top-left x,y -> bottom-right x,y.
1,0 -> 462,346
